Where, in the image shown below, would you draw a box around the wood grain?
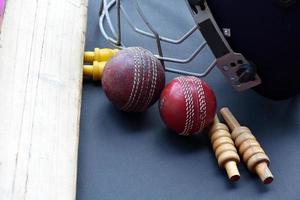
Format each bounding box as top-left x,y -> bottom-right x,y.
0,0 -> 87,199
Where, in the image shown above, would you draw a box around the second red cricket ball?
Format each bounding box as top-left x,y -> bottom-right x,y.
159,76 -> 217,136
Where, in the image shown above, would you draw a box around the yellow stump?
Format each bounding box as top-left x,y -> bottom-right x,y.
83,61 -> 107,81
84,48 -> 119,62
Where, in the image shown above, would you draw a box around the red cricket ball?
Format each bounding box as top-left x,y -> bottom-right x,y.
159,76 -> 217,136
102,47 -> 165,112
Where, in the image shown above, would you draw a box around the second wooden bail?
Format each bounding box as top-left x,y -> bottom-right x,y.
209,115 -> 240,181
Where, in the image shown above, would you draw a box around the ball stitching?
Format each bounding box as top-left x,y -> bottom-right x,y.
131,48 -> 146,111
121,48 -> 139,111
192,77 -> 207,132
176,77 -> 194,136
143,50 -> 157,110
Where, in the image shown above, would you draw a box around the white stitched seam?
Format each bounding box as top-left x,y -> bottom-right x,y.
192,77 -> 207,132
121,48 -> 140,111
177,77 -> 194,136
140,49 -> 153,111
131,47 -> 145,111
128,48 -> 142,111
143,50 -> 157,110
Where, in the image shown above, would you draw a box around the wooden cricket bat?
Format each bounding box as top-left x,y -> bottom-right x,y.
0,0 -> 87,199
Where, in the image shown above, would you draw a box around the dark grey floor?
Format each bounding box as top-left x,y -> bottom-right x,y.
77,1 -> 300,199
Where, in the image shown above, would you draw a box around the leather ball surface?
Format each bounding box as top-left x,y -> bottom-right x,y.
102,47 -> 165,112
159,76 -> 217,135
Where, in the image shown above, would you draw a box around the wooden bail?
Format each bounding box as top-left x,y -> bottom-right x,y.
209,115 -> 240,181
220,107 -> 274,184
